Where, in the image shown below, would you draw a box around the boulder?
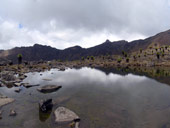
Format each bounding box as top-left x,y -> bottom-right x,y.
39,99 -> 53,112
37,85 -> 62,93
54,107 -> 80,123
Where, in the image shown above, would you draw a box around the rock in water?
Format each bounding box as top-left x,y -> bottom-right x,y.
54,107 -> 80,123
23,83 -> 40,88
0,110 -> 2,119
39,99 -> 53,112
37,85 -> 62,93
14,83 -> 22,87
59,67 -> 65,71
14,88 -> 21,93
9,109 -> 17,116
0,95 -> 14,107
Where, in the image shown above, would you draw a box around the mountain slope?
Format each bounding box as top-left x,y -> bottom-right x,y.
0,29 -> 170,62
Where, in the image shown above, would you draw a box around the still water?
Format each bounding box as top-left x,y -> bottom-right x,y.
1,67 -> 170,128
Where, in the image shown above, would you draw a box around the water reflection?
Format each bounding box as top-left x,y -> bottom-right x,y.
1,67 -> 170,128
39,109 -> 52,122
97,67 -> 170,86
23,67 -> 148,88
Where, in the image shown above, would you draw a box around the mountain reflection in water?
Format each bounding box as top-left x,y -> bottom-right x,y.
1,67 -> 170,128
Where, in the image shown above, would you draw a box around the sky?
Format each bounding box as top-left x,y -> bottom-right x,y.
0,0 -> 170,50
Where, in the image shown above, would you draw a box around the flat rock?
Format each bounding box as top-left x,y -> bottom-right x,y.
14,83 -> 22,87
54,107 -> 79,123
23,83 -> 40,88
37,85 -> 62,93
0,96 -> 14,107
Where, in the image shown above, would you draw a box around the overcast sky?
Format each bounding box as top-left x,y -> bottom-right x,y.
0,0 -> 170,50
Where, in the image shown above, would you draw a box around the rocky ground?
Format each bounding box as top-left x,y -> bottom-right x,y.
0,49 -> 170,128
0,61 -> 83,128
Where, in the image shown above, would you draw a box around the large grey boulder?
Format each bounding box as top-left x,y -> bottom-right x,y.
54,107 -> 80,123
37,85 -> 62,93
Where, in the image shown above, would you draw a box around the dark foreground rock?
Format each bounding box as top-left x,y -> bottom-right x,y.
14,88 -> 21,93
59,67 -> 66,71
37,85 -> 62,93
39,99 -> 53,112
9,109 -> 17,116
54,107 -> 80,124
0,111 -> 2,119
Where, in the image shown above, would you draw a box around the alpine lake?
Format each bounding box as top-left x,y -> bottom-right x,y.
1,67 -> 170,128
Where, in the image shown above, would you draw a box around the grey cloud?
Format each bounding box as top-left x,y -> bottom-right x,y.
0,0 -> 170,49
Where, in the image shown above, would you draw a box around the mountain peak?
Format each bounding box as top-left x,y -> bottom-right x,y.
33,44 -> 43,47
105,39 -> 111,43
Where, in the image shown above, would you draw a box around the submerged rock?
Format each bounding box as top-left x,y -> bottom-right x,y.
54,107 -> 80,123
37,85 -> 62,93
42,78 -> 52,81
39,108 -> 52,122
9,109 -> 17,116
39,99 -> 53,112
69,121 -> 80,128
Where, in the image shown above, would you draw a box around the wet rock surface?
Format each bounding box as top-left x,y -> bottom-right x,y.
37,85 -> 62,93
39,99 -> 53,112
54,107 -> 80,123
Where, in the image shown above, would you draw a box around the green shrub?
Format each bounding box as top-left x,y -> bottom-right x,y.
117,57 -> 122,63
91,56 -> 94,60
